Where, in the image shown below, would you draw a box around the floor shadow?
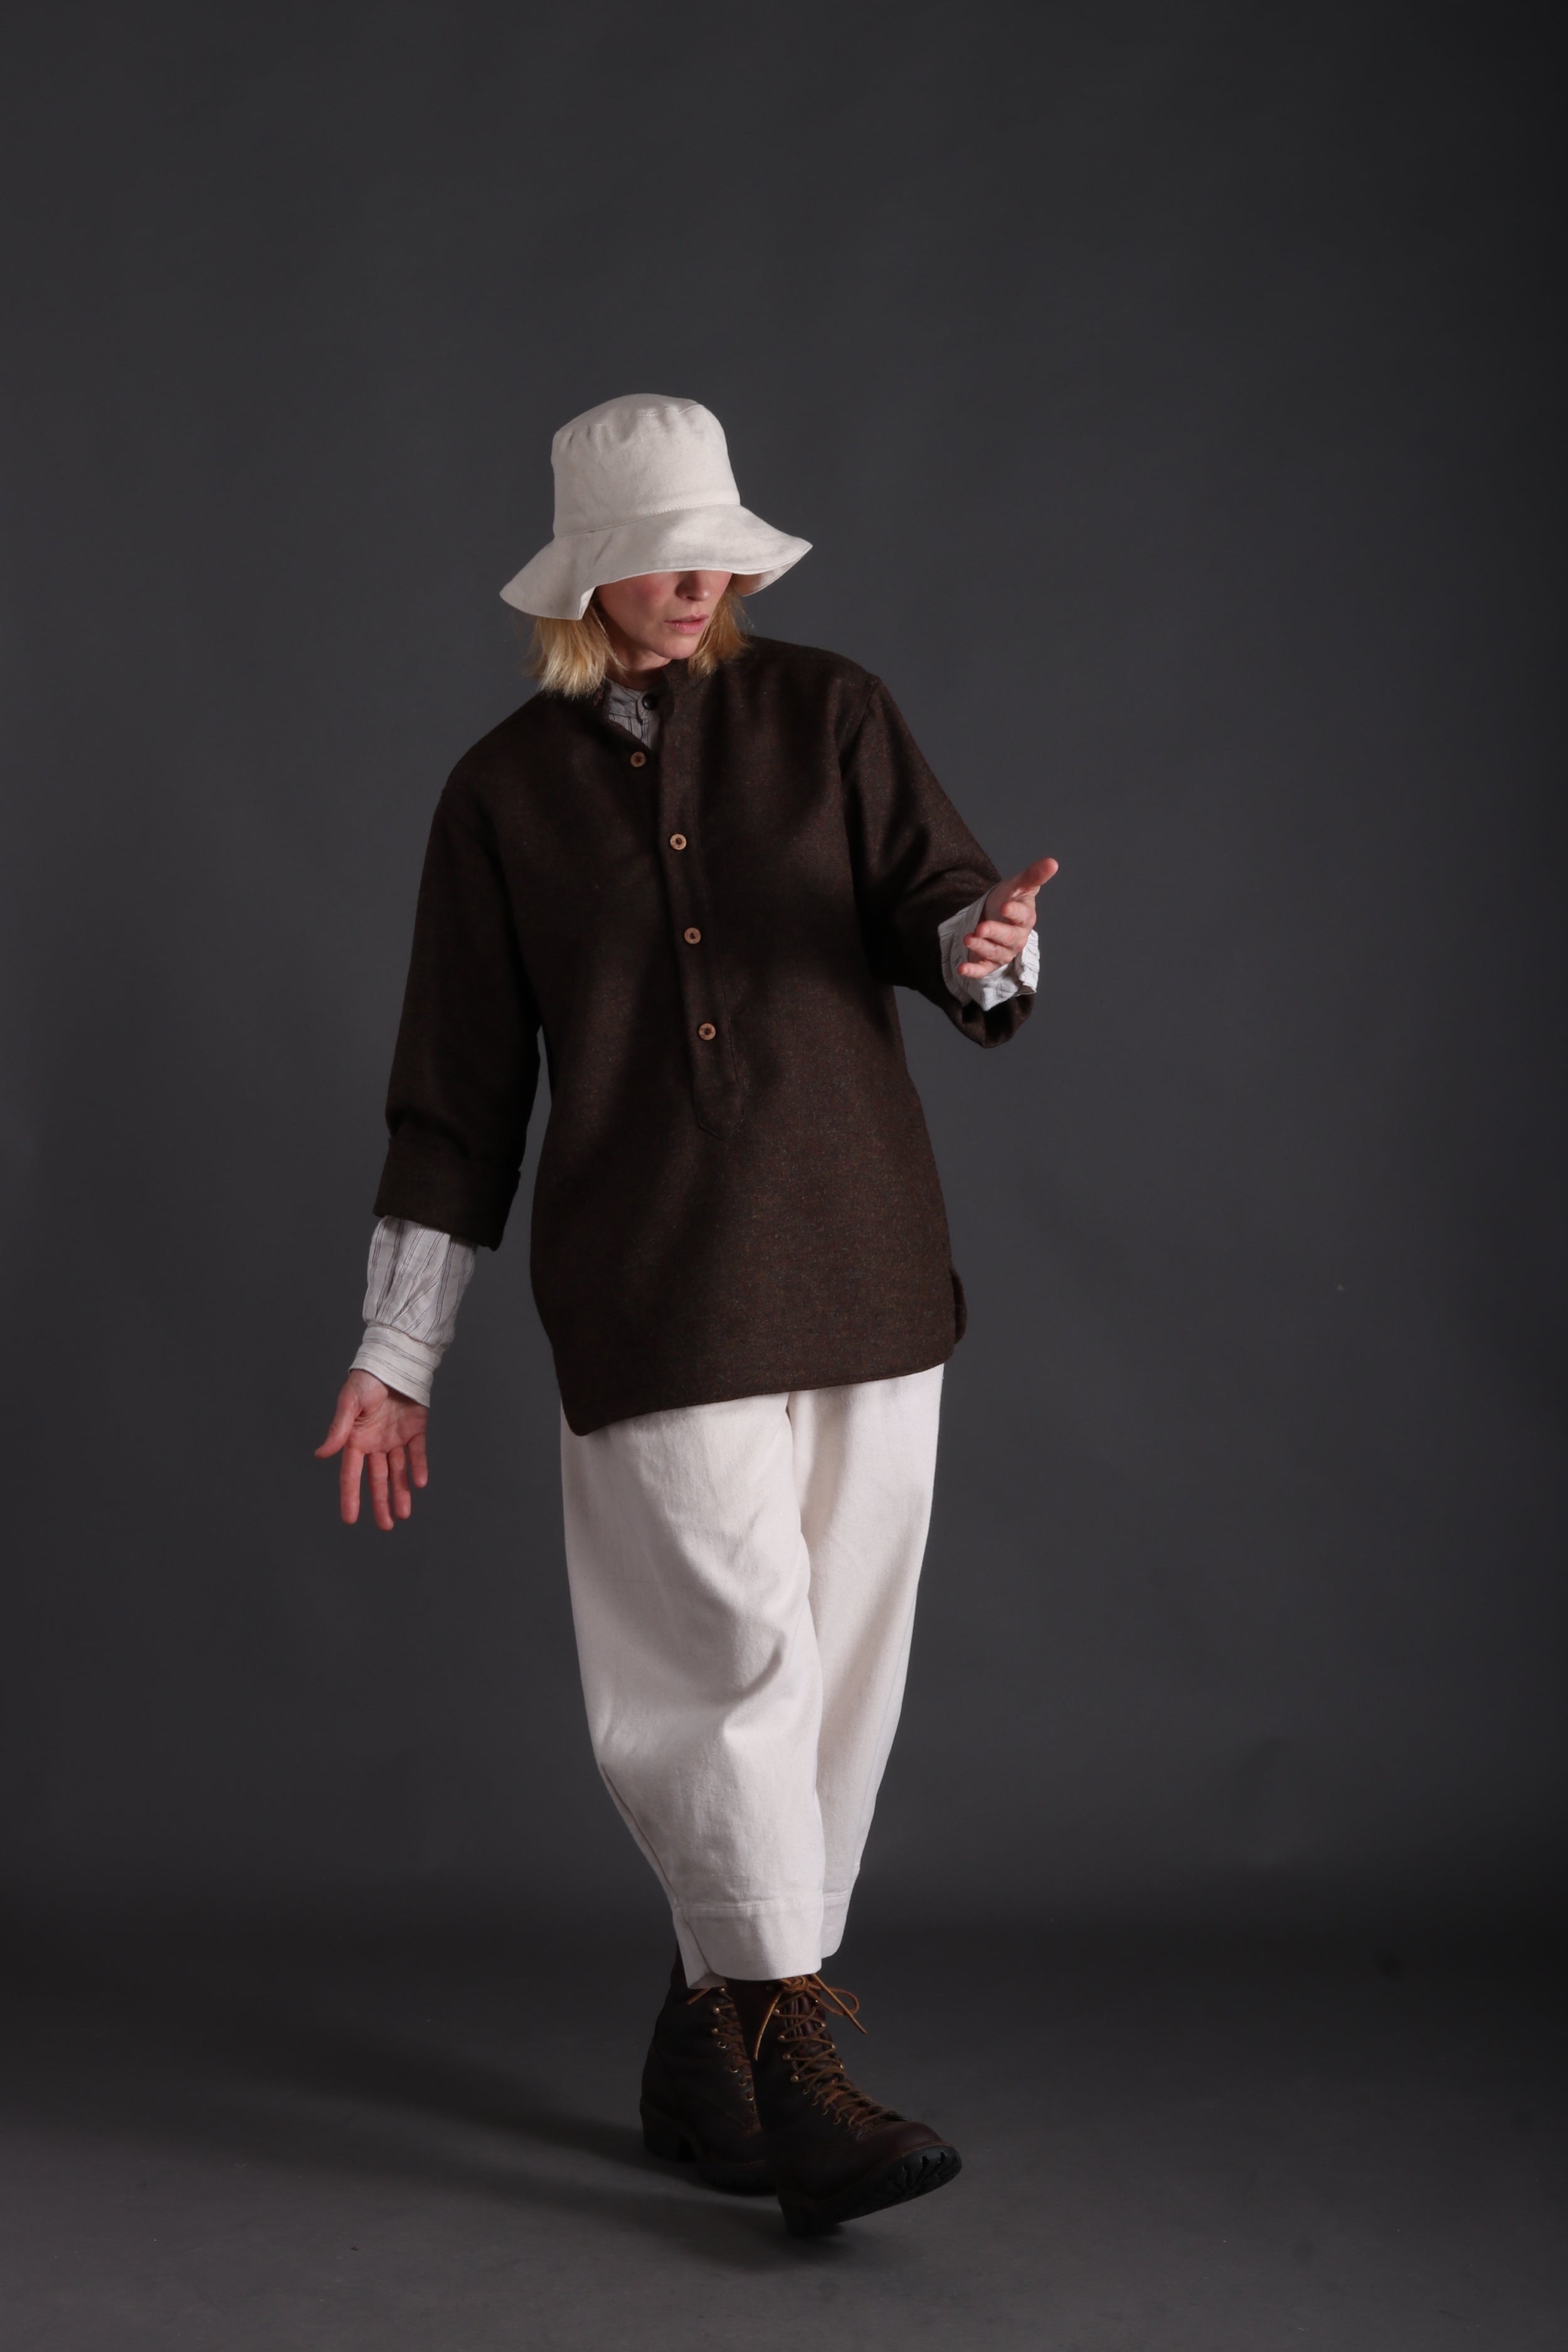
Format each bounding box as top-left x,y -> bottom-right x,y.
0,1942 -> 865,2274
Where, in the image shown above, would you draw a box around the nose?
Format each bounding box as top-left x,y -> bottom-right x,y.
675,570 -> 729,602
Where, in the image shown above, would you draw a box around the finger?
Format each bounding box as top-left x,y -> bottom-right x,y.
409,1431 -> 430,1488
1012,856 -> 1058,893
340,1444 -> 364,1526
389,1445 -> 413,1520
968,921 -> 1029,948
368,1451 -> 394,1533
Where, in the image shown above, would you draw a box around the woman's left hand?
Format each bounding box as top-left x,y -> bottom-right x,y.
958,857 -> 1058,978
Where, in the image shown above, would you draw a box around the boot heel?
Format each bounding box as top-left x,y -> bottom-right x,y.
640,2104 -> 695,2163
778,2188 -> 832,2238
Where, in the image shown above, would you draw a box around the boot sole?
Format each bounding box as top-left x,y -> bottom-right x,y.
778,2143 -> 963,2237
640,2102 -> 776,2196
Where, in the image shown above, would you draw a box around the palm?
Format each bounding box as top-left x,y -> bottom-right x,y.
315,1369 -> 430,1530
353,1391 -> 426,1454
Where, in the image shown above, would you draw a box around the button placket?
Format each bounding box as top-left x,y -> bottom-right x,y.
654,715 -> 741,1135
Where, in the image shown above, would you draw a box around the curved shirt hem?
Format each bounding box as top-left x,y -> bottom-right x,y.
556,1333 -> 960,1437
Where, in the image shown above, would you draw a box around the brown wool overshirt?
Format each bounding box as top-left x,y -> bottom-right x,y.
373,635 -> 1032,1433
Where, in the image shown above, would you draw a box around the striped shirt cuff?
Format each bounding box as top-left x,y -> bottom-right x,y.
349,1217 -> 479,1405
351,1324 -> 443,1407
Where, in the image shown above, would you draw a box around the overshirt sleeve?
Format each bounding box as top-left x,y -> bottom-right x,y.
371,777 -> 541,1248
840,677 -> 1034,1046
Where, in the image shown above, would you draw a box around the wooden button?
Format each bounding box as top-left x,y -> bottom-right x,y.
683,926 -> 701,945
697,1022 -> 716,1041
630,751 -> 647,768
669,832 -> 687,850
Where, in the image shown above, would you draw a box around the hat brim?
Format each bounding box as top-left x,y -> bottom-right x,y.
499,504 -> 810,620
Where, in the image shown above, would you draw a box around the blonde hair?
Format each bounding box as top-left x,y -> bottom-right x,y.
526,587 -> 750,697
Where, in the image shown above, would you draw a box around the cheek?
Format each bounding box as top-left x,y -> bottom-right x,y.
600,587 -> 649,635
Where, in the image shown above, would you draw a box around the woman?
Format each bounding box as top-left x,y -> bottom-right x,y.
317,395 -> 1056,2237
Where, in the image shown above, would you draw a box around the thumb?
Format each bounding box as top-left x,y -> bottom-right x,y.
315,1398 -> 359,1459
1010,856 -> 1058,896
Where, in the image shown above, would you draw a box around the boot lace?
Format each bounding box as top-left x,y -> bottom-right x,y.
753,1975 -> 898,2131
685,1983 -> 756,2100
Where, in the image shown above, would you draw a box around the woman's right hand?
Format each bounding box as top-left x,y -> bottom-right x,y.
315,1370 -> 430,1530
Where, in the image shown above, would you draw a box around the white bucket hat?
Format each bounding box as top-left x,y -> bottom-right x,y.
499,395 -> 811,621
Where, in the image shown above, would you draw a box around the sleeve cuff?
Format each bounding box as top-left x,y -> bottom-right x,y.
373,1136 -> 517,1249
363,1218 -> 476,1344
351,1325 -> 442,1407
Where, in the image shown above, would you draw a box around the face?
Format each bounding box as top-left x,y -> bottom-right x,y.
593,570 -> 733,674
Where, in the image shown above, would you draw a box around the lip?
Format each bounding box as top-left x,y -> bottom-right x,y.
664,615 -> 708,632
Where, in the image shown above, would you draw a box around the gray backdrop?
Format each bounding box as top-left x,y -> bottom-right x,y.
3,0 -> 1562,1941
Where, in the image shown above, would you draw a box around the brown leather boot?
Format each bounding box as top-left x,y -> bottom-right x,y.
738,1974 -> 961,2237
639,1958 -> 773,2194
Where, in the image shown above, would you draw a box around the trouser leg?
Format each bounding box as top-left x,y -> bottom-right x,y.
787,1366 -> 943,1958
560,1392 -> 826,1985
559,1367 -> 944,1986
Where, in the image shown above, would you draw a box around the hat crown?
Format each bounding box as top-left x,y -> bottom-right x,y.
551,396 -> 740,538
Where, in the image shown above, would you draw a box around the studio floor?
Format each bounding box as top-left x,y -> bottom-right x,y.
0,1917 -> 1562,2351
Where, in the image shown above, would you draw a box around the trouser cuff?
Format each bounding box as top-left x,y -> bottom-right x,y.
672,1899 -> 826,1986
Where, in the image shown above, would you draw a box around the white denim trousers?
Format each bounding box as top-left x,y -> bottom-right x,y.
559,1367 -> 943,1985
